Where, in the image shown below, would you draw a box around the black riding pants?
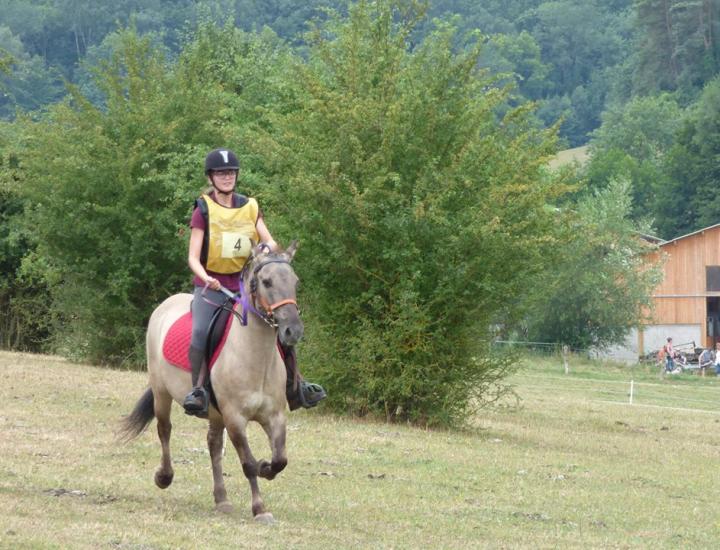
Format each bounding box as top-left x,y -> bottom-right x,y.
190,287 -> 229,352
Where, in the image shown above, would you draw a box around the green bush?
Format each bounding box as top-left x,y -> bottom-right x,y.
252,1 -> 566,426
10,25 -> 300,364
0,121 -> 51,351
6,7 -> 570,427
13,30 -> 230,364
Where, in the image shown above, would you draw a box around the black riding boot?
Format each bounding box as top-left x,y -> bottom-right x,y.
282,344 -> 327,411
183,346 -> 209,416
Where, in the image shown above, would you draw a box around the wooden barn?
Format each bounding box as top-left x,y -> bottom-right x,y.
638,223 -> 720,358
601,224 -> 720,362
549,149 -> 719,361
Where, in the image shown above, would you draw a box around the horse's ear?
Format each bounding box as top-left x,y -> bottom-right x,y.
284,239 -> 299,261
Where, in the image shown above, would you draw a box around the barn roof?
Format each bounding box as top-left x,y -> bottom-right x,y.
636,231 -> 665,245
660,223 -> 720,247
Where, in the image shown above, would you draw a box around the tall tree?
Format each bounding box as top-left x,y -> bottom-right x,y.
0,121 -> 50,350
525,0 -> 630,144
634,0 -> 720,95
663,76 -> 720,236
10,23 -> 300,363
525,178 -> 662,349
0,26 -> 65,117
585,93 -> 683,228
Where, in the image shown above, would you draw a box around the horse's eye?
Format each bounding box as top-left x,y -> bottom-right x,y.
262,279 -> 272,288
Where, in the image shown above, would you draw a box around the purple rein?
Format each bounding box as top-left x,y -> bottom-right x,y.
218,277 -> 266,327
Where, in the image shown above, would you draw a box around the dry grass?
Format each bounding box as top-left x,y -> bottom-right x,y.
548,145 -> 590,170
1,350 -> 719,549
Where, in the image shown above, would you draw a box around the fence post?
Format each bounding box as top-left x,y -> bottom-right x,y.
629,379 -> 634,405
562,345 -> 569,375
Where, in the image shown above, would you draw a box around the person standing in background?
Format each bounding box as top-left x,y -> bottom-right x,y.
698,347 -> 713,377
663,337 -> 675,373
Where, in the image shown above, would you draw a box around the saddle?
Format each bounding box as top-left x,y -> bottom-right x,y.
162,298 -> 306,411
163,301 -> 289,372
162,302 -> 237,372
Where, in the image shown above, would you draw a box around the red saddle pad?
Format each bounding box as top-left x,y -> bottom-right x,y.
162,306 -> 236,372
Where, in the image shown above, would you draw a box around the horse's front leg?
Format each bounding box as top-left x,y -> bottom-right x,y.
225,416 -> 273,523
207,418 -> 232,513
258,412 -> 287,481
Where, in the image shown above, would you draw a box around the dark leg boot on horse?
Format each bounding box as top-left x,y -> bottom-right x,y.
183,346 -> 209,417
281,345 -> 327,411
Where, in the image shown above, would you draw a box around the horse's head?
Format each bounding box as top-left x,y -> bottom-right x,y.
249,240 -> 303,346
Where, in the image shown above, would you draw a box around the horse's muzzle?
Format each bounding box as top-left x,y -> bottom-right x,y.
279,321 -> 304,346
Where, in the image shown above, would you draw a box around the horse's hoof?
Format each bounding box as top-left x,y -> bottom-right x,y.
154,470 -> 174,489
216,501 -> 234,514
254,512 -> 275,525
258,460 -> 276,480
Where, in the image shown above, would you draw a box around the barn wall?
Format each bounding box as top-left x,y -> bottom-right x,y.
597,329 -> 639,364
594,226 -> 720,362
642,324 -> 701,355
656,237 -> 705,295
651,297 -> 705,325
654,227 -> 720,294
648,225 -> 720,350
595,325 -> 701,364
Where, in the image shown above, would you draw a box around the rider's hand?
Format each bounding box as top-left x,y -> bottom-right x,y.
204,276 -> 220,291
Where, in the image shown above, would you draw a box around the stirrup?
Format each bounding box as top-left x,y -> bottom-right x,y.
288,380 -> 327,411
183,387 -> 209,416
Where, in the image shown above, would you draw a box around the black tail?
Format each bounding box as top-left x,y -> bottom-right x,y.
118,387 -> 155,442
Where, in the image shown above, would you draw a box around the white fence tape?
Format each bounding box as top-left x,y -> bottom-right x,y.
513,373 -> 720,414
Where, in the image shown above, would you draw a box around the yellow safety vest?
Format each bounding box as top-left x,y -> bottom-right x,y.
202,194 -> 259,274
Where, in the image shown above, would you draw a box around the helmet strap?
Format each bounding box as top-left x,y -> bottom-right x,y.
211,183 -> 235,196
209,173 -> 237,196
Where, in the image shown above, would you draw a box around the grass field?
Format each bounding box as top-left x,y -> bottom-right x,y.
1,350 -> 719,549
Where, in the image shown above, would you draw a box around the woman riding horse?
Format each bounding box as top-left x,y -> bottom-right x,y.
122,240 -> 308,520
183,147 -> 326,415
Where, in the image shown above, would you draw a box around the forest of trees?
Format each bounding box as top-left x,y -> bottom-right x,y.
1,0 -> 718,425
3,1 -> 719,236
3,1 -> 719,143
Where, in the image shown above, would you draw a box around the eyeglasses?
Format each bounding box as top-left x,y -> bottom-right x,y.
212,169 -> 238,177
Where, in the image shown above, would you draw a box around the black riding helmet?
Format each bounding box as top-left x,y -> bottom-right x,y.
205,148 -> 240,174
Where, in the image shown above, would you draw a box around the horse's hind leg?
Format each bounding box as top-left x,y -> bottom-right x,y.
153,389 -> 174,489
207,418 -> 233,513
225,417 -> 273,523
258,412 -> 287,481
